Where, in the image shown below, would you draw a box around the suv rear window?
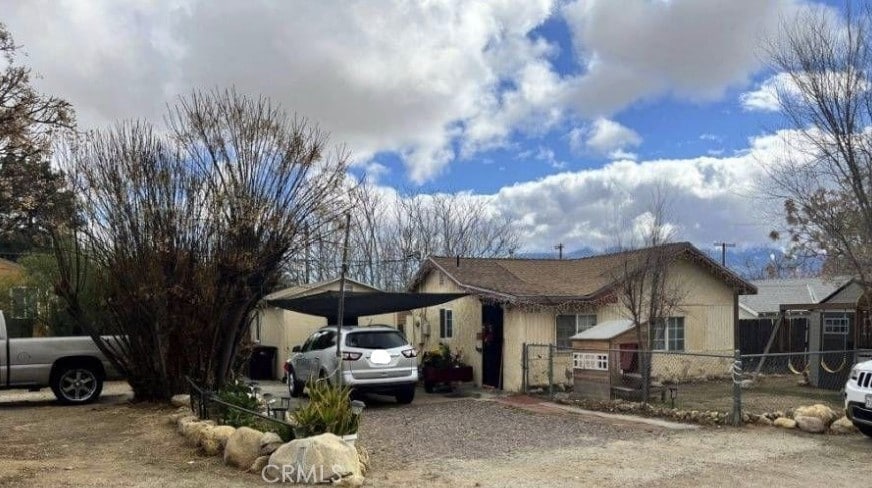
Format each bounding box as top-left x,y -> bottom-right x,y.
345,330 -> 408,349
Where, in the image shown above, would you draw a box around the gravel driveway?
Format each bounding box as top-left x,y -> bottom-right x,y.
1,383 -> 870,487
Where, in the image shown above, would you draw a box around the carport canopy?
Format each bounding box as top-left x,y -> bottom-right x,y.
266,290 -> 467,325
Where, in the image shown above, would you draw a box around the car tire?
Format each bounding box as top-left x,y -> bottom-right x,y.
51,364 -> 103,405
288,368 -> 304,398
424,381 -> 435,393
395,386 -> 415,404
854,422 -> 872,437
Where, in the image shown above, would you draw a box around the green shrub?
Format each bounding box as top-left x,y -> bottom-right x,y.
214,381 -> 293,441
290,380 -> 360,438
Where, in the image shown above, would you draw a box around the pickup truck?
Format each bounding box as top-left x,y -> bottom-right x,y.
0,311 -> 118,404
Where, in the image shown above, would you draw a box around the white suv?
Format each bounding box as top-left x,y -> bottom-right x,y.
845,359 -> 872,437
284,325 -> 419,404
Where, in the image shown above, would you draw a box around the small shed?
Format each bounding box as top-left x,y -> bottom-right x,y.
569,319 -> 642,400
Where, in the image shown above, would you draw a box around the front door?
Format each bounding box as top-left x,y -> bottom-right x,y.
481,304 -> 504,389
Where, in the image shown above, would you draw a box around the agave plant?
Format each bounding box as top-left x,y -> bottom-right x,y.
290,380 -> 361,438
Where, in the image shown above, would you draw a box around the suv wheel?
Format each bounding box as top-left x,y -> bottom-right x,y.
51,365 -> 103,404
288,368 -> 304,398
395,386 -> 415,404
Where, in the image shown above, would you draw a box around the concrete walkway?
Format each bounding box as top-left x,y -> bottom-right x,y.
495,394 -> 698,430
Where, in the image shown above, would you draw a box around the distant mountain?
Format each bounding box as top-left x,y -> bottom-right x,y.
517,245 -> 823,280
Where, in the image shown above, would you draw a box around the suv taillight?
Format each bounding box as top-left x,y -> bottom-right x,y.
342,351 -> 362,361
283,361 -> 290,373
401,348 -> 417,358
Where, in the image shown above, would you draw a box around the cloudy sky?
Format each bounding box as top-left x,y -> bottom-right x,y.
4,0 -> 843,254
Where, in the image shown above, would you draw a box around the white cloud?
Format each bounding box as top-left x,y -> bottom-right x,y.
561,0 -> 806,115
740,69 -> 869,112
3,0 -> 559,184
570,118 -> 642,159
485,130 -> 804,251
4,0 -> 829,184
739,72 -> 796,111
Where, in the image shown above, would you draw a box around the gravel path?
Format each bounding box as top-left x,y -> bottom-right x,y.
360,396 -> 872,488
2,384 -> 871,488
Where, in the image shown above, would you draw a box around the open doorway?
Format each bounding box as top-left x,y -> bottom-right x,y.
481,304 -> 504,389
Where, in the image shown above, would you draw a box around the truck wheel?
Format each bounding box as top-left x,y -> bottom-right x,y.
51,366 -> 103,404
287,368 -> 304,398
395,386 -> 415,404
855,422 -> 872,437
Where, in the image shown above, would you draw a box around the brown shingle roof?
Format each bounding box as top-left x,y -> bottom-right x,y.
409,242 -> 755,304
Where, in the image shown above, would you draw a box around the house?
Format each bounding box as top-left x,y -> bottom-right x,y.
738,276 -> 850,354
407,242 -> 756,392
736,276 -> 872,389
252,277 -> 400,375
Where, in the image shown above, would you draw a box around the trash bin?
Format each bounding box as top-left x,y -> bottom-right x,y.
249,346 -> 278,380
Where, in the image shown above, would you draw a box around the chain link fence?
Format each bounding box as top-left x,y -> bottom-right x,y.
524,342 -> 872,424
736,349 -> 872,416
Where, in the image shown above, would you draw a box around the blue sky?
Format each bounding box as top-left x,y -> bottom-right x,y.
4,0 -> 847,255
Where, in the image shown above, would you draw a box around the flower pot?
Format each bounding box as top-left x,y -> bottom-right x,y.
341,433 -> 358,447
422,365 -> 474,392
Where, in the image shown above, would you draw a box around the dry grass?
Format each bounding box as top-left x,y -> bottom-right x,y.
665,375 -> 844,414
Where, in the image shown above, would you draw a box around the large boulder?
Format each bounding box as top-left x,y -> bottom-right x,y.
171,394 -> 191,408
267,433 -> 362,486
250,455 -> 271,474
224,427 -> 264,470
260,432 -> 284,456
793,404 -> 838,427
795,415 -> 827,434
199,425 -> 237,456
830,416 -> 858,435
773,417 -> 797,429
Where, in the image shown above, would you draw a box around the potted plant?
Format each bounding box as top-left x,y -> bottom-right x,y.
421,343 -> 473,392
289,380 -> 363,446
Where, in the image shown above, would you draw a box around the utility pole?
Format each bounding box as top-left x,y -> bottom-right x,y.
714,242 -> 735,267
303,223 -> 311,283
555,243 -> 564,260
336,212 -> 352,387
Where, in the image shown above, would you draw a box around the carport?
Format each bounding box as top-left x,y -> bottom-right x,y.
266,291 -> 467,325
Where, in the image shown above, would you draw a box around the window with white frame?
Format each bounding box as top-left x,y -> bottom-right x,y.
572,352 -> 609,371
439,308 -> 453,339
651,317 -> 685,351
823,313 -> 850,335
555,314 -> 597,348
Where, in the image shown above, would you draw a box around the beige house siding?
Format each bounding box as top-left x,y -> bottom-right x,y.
410,270 -> 484,386
253,281 -> 398,376
414,256 -> 741,392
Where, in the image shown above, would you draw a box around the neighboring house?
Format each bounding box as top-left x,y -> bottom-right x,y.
252,277 -> 399,375
738,276 -> 871,389
408,242 -> 756,392
738,276 -> 850,354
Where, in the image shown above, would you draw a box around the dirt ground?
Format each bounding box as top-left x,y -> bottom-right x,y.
668,375 -> 844,414
1,382 -> 870,487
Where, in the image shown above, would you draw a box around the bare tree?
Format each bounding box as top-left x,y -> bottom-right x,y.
286,184 -> 520,291
764,3 -> 872,290
611,191 -> 686,401
0,23 -> 75,252
54,89 -> 348,400
739,251 -> 821,280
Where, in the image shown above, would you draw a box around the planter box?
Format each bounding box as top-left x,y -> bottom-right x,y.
422,365 -> 473,392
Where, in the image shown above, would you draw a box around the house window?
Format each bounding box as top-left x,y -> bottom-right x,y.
572,352 -> 609,371
824,314 -> 850,335
651,317 -> 685,351
555,314 -> 597,348
439,309 -> 453,339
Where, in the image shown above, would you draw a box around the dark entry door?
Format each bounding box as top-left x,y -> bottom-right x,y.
481,304 -> 504,389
